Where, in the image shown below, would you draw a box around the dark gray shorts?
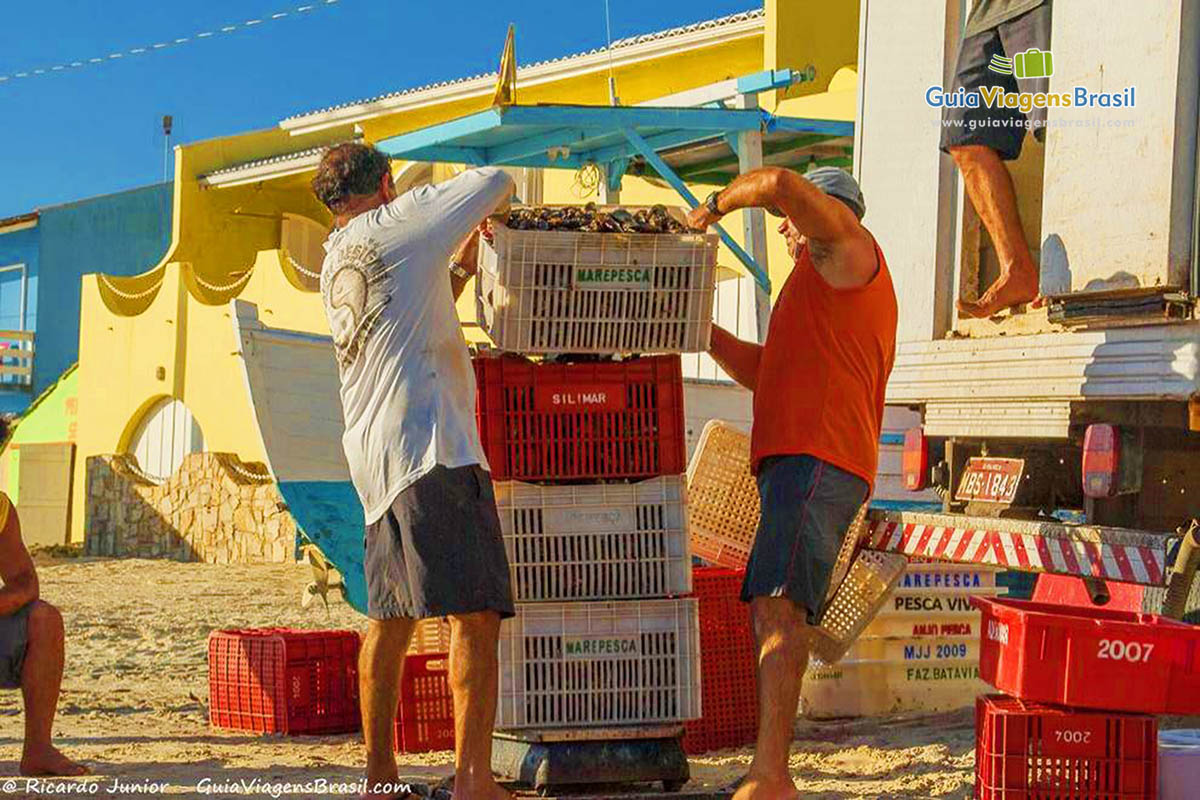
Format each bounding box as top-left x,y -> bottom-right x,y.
0,602 -> 32,689
939,4 -> 1052,160
741,455 -> 869,624
365,464 -> 515,621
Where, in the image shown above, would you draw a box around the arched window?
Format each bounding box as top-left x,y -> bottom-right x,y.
126,397 -> 205,482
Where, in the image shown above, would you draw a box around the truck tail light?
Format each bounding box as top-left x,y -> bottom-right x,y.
902,427 -> 929,491
1082,424 -> 1142,498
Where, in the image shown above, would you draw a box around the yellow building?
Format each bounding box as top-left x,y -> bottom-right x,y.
71,4 -> 858,547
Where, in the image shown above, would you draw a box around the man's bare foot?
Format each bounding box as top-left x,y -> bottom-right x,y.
957,267 -> 1040,318
20,744 -> 89,777
731,773 -> 800,800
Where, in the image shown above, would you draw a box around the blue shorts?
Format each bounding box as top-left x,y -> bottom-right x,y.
939,4 -> 1052,160
740,455 -> 869,624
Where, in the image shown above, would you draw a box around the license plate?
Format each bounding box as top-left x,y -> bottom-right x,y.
955,457 -> 1025,504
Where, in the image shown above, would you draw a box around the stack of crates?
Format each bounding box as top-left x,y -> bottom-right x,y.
474,354 -> 700,729
971,596 -> 1200,798
472,209 -> 715,734
803,562 -> 1000,718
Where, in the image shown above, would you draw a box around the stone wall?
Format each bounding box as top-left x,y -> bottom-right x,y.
84,452 -> 297,563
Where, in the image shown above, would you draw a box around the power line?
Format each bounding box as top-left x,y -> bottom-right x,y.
0,1 -> 343,85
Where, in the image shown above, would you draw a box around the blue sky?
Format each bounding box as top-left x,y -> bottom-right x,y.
0,0 -> 755,219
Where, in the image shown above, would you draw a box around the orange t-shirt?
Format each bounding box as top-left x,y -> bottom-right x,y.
750,240 -> 898,490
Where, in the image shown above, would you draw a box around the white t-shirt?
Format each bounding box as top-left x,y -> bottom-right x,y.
319,167 -> 514,524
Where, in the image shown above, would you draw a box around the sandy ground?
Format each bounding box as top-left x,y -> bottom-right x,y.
0,557 -> 981,799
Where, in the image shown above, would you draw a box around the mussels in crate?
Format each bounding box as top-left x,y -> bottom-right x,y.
505,203 -> 687,234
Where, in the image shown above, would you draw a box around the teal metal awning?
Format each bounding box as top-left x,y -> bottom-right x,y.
377,104 -> 852,171
376,101 -> 853,293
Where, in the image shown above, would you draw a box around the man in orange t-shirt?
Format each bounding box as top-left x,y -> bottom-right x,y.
688,166 -> 897,800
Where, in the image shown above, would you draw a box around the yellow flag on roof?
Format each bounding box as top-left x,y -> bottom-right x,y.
491,24 -> 517,108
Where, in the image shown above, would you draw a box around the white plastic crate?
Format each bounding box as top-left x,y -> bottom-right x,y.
495,477 -> 690,602
811,562 -> 1002,664
894,563 -> 999,593
496,599 -> 701,729
857,566 -> 1006,638
802,658 -> 985,718
856,613 -> 983,640
805,561 -> 994,716
477,208 -> 718,355
839,636 -> 980,664
870,585 -> 1004,619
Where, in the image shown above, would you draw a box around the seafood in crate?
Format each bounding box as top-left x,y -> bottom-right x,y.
477,205 -> 718,355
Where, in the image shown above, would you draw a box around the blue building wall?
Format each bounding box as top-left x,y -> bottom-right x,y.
35,183 -> 172,400
0,223 -> 41,414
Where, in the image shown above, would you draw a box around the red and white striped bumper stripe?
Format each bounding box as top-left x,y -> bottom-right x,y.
865,516 -> 1168,586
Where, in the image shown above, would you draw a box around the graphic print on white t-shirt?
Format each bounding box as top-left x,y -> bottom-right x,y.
316,167 -> 515,525
323,237 -> 393,370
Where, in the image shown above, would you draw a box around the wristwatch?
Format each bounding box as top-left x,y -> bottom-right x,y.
704,190 -> 724,218
449,260 -> 473,280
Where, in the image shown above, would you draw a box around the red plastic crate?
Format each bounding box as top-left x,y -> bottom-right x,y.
1032,574 -> 1145,613
974,596 -> 1200,714
976,694 -> 1157,799
208,629 -> 360,735
474,354 -> 685,482
683,567 -> 757,755
394,653 -> 454,753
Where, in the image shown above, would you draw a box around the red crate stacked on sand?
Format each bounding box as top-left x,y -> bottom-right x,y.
393,619 -> 455,753
208,629 -> 360,735
393,653 -> 455,753
972,596 -> 1200,798
683,566 -> 757,755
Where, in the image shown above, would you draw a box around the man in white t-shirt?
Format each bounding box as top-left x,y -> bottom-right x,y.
312,143 -> 515,800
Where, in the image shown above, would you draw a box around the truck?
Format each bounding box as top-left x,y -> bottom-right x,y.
855,0 -> 1200,611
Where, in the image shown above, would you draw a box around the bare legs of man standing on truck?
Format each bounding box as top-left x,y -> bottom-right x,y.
941,1 -> 1052,317
949,144 -> 1040,317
